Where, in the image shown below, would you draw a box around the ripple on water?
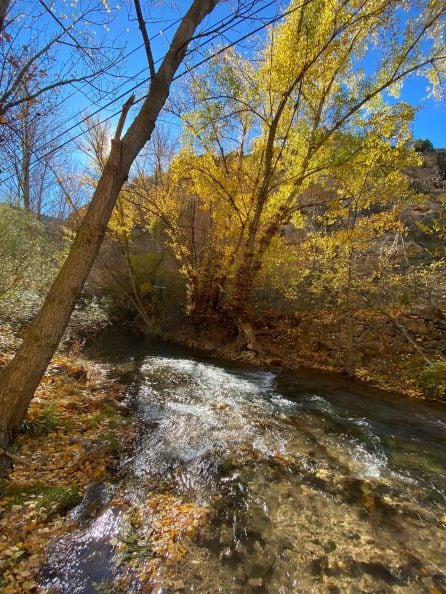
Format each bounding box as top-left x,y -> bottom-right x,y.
41,508 -> 123,593
41,338 -> 446,593
129,357 -> 282,486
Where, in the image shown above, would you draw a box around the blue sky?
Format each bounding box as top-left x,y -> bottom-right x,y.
100,0 -> 446,147
8,0 -> 446,158
399,77 -> 446,147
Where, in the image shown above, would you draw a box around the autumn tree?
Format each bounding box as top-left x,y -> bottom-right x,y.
0,0 -> 221,467
259,116 -> 422,373
166,0 -> 446,350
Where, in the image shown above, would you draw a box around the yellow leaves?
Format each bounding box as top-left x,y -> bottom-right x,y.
388,80 -> 403,99
112,492 -> 208,585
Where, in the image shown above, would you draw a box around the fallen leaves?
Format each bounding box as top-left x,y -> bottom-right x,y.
113,492 -> 209,589
0,350 -> 135,593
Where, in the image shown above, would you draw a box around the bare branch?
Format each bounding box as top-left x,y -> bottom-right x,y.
114,94 -> 135,141
134,0 -> 156,80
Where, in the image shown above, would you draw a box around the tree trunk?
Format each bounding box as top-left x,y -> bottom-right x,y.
222,217 -> 284,357
0,0 -> 10,34
21,104 -> 31,211
0,0 -> 219,468
228,213 -> 283,314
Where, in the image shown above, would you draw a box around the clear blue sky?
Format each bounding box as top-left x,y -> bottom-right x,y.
11,0 -> 446,155
93,0 -> 446,148
400,78 -> 446,147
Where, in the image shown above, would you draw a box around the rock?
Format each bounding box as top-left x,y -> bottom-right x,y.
359,341 -> 382,355
410,306 -> 444,320
73,482 -> 110,520
359,330 -> 380,342
248,578 -> 263,589
68,437 -> 93,448
404,318 -> 429,334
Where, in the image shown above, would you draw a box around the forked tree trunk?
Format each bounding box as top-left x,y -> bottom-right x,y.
223,217 -> 284,356
0,0 -> 219,466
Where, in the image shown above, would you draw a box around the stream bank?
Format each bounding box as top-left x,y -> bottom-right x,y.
159,307 -> 446,402
0,327 -> 135,593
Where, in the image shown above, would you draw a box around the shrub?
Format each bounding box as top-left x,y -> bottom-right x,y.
0,205 -> 63,326
419,360 -> 446,399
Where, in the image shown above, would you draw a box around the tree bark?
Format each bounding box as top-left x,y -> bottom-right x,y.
0,0 -> 219,468
20,101 -> 31,211
0,0 -> 10,34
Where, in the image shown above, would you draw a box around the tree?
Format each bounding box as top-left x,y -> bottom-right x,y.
264,125 -> 421,374
0,0 -> 220,468
1,81 -> 70,218
0,1 -> 129,221
0,1 -> 122,124
414,138 -> 434,153
0,0 -> 10,35
166,0 -> 446,349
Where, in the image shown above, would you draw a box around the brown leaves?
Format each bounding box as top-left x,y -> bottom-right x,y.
0,352 -> 135,593
113,492 -> 209,589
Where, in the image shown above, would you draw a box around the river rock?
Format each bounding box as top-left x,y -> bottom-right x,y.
73,482 -> 110,520
404,318 -> 429,334
248,578 -> 263,589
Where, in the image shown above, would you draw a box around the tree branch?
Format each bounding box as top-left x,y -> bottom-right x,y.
114,94 -> 135,141
134,0 -> 156,80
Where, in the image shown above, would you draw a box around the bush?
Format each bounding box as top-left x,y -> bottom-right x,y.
0,205 -> 63,325
419,360 -> 446,398
68,295 -> 111,336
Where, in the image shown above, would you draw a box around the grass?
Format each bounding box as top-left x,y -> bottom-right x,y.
105,431 -> 120,456
0,482 -> 81,516
21,405 -> 63,436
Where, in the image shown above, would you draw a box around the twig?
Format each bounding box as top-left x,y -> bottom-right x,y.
0,448 -> 32,467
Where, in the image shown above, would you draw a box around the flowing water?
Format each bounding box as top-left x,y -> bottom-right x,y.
42,330 -> 446,593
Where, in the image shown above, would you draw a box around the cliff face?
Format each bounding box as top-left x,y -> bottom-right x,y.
405,149 -> 446,196
401,149 -> 446,252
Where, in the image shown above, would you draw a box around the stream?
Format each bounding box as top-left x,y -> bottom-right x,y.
42,329 -> 446,593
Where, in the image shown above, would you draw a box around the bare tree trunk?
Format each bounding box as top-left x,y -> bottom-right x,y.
0,0 -> 219,468
21,104 -> 31,211
0,0 -> 10,34
344,249 -> 356,377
